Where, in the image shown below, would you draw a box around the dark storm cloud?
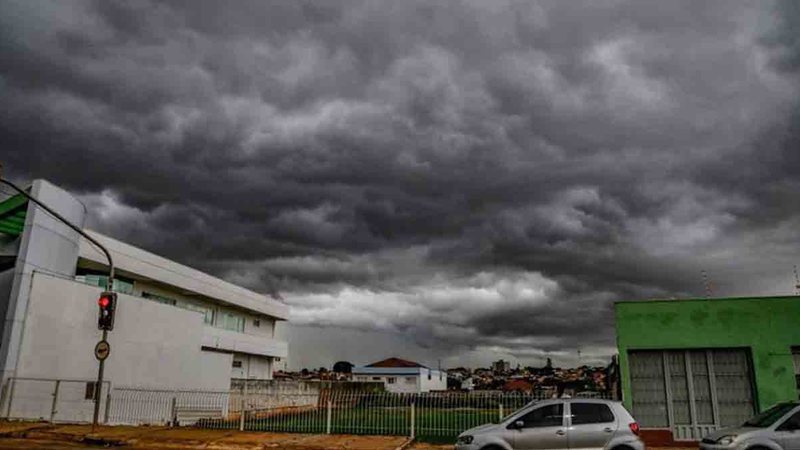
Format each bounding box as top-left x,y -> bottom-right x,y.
2,0 -> 798,366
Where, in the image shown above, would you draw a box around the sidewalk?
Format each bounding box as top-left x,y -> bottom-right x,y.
0,422 -> 411,449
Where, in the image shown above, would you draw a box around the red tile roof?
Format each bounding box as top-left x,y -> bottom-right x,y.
366,357 -> 425,368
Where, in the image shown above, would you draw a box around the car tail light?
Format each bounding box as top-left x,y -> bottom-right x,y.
629,422 -> 640,436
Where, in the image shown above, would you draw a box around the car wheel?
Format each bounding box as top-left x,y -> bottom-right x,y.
480,446 -> 504,450
611,445 -> 635,450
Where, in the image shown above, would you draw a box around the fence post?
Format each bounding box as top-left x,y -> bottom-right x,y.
170,397 -> 177,427
5,378 -> 15,419
104,389 -> 111,424
50,380 -> 60,422
239,383 -> 247,431
326,400 -> 332,434
410,401 -> 415,439
499,402 -> 504,421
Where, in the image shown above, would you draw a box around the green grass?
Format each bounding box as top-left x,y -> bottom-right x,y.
199,406 -> 499,442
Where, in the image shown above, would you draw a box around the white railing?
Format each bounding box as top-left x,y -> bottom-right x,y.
0,378 -> 613,439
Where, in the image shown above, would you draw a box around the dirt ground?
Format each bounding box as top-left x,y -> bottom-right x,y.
0,422 -> 701,450
0,422 -> 411,449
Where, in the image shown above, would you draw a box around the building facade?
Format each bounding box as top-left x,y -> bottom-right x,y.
352,358 -> 446,393
0,180 -> 289,396
616,296 -> 800,442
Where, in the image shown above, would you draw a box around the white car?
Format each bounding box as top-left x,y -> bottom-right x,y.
455,398 -> 645,450
700,402 -> 800,450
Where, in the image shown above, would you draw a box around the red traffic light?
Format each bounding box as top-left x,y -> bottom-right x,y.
97,292 -> 117,331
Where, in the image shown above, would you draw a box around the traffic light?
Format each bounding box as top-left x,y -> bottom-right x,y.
97,291 -> 117,331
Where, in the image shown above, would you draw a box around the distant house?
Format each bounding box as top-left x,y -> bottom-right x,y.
352,357 -> 447,393
502,379 -> 534,393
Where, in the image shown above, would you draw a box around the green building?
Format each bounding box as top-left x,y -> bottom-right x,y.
615,296 -> 800,441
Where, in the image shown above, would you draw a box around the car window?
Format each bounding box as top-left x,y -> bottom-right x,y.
571,402 -> 615,425
744,403 -> 797,427
518,403 -> 564,428
777,410 -> 800,431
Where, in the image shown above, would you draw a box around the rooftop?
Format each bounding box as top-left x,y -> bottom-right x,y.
366,357 -> 426,368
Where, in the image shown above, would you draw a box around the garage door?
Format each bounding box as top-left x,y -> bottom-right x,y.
628,349 -> 755,440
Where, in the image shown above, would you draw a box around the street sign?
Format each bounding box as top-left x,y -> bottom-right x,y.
94,340 -> 110,361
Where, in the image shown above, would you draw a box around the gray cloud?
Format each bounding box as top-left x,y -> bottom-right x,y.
2,0 -> 799,368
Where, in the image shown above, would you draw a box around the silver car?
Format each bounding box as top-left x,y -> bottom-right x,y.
700,401 -> 800,450
455,398 -> 645,450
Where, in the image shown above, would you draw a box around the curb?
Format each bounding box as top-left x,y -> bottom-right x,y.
395,436 -> 416,450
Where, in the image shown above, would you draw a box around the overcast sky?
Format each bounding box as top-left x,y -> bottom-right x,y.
2,0 -> 799,370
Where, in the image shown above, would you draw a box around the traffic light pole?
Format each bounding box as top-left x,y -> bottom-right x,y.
0,169 -> 114,430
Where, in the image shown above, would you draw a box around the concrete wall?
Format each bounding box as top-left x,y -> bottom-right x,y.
17,272 -> 231,391
0,180 -> 86,381
0,269 -> 15,346
419,368 -> 447,392
615,296 -> 800,412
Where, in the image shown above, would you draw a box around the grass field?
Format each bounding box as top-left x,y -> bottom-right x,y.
200,406 -> 501,442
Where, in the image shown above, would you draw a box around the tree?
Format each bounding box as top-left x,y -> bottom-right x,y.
333,361 -> 354,373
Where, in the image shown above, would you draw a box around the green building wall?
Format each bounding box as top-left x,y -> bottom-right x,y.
616,296 -> 800,413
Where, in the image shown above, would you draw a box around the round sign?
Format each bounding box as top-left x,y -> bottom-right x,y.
94,340 -> 111,361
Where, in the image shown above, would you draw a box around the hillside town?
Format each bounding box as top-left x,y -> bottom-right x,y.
274,357 -> 618,397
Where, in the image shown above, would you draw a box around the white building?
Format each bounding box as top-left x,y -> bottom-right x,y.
0,180 -> 289,396
352,357 -> 446,393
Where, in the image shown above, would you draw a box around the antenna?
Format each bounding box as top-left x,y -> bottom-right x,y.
701,270 -> 714,298
794,265 -> 800,295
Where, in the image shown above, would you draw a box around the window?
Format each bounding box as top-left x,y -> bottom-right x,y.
405,377 -> 416,384
76,274 -> 134,295
178,301 -> 215,325
777,410 -> 800,431
372,377 -> 381,381
142,291 -> 177,306
744,403 -> 798,427
219,310 -> 245,332
571,403 -> 614,424
232,360 -> 243,368
387,377 -> 396,384
516,403 -> 563,428
253,319 -> 260,327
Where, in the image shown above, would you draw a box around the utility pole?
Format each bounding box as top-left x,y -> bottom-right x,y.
0,164 -> 115,430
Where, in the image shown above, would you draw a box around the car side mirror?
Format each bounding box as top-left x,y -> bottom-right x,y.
513,420 -> 525,429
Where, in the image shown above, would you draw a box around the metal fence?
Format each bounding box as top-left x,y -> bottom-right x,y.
0,378 -> 612,440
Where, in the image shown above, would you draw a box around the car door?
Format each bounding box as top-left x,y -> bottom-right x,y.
775,409 -> 800,450
567,402 -> 617,450
512,402 -> 569,450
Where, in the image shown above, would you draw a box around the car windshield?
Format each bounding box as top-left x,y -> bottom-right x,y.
743,403 -> 797,427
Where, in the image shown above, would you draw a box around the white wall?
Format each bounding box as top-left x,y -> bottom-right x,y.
418,368 -> 447,392
17,272 -> 231,391
385,375 -> 420,393
0,180 -> 86,381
